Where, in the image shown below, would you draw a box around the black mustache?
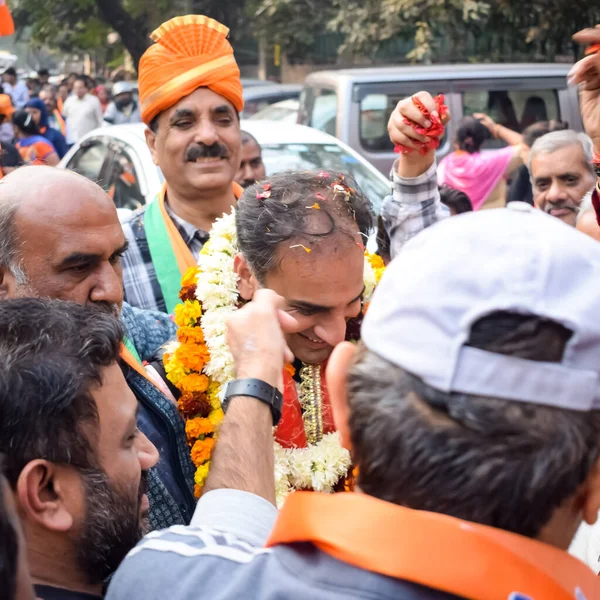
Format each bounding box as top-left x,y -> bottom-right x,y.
185,143 -> 228,161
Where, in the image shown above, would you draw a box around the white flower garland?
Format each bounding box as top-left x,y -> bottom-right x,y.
190,210 -> 360,507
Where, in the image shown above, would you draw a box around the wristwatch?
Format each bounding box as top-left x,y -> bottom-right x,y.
222,378 -> 283,426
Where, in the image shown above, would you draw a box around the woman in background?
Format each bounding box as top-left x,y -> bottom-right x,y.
438,116 -> 522,210
12,110 -> 59,166
24,98 -> 68,159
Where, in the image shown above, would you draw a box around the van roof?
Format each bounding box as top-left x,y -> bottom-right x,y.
305,63 -> 573,85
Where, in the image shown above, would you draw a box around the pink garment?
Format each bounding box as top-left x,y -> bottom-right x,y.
438,146 -> 515,210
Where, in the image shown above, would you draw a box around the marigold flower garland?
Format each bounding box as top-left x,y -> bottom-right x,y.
164,210 -> 385,505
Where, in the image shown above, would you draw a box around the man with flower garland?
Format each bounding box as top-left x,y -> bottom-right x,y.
161,92 -> 449,501
120,14 -> 245,314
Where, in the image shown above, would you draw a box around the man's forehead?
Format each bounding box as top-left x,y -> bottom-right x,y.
12,185 -> 124,258
533,144 -> 588,172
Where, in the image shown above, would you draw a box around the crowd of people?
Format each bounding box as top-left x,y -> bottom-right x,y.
0,67 -> 143,169
1,13 -> 600,600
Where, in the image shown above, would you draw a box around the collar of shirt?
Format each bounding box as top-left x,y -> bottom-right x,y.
266,491 -> 597,600
164,199 -> 209,248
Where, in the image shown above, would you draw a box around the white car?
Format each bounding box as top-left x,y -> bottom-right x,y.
251,99 -> 299,124
59,121 -> 391,218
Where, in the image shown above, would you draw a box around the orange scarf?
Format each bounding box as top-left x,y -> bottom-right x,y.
145,182 -> 243,313
268,492 -> 598,600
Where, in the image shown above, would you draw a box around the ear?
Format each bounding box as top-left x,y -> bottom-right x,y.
16,460 -> 74,533
581,457 -> 600,526
234,253 -> 259,301
326,342 -> 358,452
0,265 -> 18,299
144,127 -> 159,166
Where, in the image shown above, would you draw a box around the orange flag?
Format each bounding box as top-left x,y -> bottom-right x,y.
0,1 -> 14,37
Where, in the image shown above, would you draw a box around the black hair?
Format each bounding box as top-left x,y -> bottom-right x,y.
375,216 -> 391,264
2,68 -> 15,78
74,75 -> 89,88
38,68 -> 49,77
0,298 -> 123,487
241,130 -> 260,146
439,185 -> 473,214
522,120 -> 569,149
148,114 -> 159,133
12,110 -> 39,136
236,170 -> 374,281
456,117 -> 489,154
348,311 -> 600,539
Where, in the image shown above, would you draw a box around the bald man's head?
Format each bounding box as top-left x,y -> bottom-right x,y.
0,167 -> 127,313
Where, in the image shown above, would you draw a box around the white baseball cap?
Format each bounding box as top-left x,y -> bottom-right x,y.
362,202 -> 600,411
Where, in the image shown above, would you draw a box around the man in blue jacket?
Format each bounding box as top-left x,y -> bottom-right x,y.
0,165 -> 195,530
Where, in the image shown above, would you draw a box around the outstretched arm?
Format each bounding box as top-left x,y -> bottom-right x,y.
381,91 -> 450,259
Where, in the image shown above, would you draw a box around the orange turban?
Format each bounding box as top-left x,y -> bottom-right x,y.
138,15 -> 244,125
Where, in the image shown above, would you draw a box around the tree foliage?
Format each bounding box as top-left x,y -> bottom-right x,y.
247,0 -> 334,62
10,0 -> 600,70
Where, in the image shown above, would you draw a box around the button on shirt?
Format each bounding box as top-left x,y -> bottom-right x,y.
121,202 -> 209,313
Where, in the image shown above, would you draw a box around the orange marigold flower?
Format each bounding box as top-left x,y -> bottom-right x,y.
181,266 -> 199,288
179,373 -> 209,394
194,483 -> 202,498
186,417 -> 215,441
177,326 -> 205,345
191,437 -> 216,466
176,344 -> 210,372
174,301 -> 202,328
284,363 -> 296,378
178,392 -> 211,419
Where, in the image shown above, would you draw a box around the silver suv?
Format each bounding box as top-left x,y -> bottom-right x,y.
298,64 -> 583,174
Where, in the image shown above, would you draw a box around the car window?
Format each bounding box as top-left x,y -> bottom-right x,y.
261,142 -> 390,213
243,93 -> 300,118
106,145 -> 145,211
359,91 -> 447,152
301,88 -> 338,137
251,103 -> 299,123
462,89 -> 561,148
65,139 -> 110,187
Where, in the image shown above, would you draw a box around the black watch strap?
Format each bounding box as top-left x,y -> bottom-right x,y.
223,378 -> 283,426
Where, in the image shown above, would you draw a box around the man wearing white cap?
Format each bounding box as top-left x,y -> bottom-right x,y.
103,82 -> 141,125
108,165 -> 600,597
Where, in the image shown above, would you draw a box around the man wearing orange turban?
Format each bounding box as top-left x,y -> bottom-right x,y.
121,15 -> 245,314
